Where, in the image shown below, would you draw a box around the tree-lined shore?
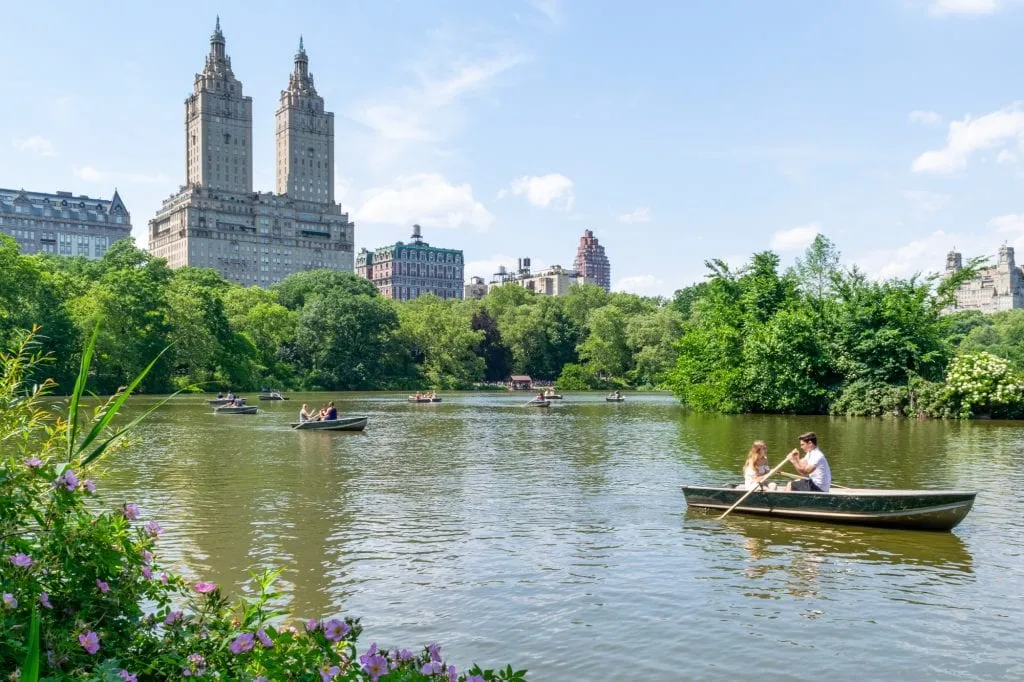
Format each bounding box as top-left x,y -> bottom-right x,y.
2,233 -> 1022,418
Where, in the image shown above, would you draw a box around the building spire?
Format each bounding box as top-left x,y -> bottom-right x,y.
299,35 -> 304,53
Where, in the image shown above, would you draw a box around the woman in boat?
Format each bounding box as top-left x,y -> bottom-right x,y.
741,440 -> 775,490
324,401 -> 338,421
298,403 -> 315,423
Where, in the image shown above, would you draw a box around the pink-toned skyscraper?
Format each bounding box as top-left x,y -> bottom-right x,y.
573,229 -> 611,292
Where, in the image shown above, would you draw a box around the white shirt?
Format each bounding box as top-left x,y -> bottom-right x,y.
804,448 -> 831,492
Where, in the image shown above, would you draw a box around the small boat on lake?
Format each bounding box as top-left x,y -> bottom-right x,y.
291,416 -> 368,431
543,392 -> 563,400
408,395 -> 439,403
215,405 -> 258,415
208,397 -> 244,406
681,485 -> 977,531
258,392 -> 288,401
526,399 -> 551,407
606,395 -> 625,402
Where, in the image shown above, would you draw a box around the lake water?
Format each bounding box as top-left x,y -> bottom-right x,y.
100,392 -> 1024,681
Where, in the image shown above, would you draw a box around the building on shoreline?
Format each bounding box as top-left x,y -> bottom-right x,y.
944,246 -> 1024,313
0,187 -> 130,259
148,19 -> 354,287
573,229 -> 611,292
481,257 -> 591,297
355,224 -> 465,301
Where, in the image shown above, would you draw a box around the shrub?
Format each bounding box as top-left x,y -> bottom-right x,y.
0,326 -> 527,681
942,351 -> 1024,419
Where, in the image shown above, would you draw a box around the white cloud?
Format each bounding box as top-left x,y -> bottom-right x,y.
928,0 -> 1001,16
617,207 -> 651,224
73,166 -> 167,184
770,223 -> 820,252
13,136 -> 56,157
990,213 -> 1024,233
912,102 -> 1024,172
997,148 -> 1019,165
355,173 -> 494,231
500,173 -> 575,210
908,110 -> 941,125
902,189 -> 951,212
526,0 -> 562,24
615,275 -> 665,295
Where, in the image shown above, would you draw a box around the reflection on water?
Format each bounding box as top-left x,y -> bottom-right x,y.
96,393 -> 1024,681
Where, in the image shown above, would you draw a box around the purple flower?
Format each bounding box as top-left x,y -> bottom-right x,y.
123,503 -> 140,520
79,631 -> 100,655
164,610 -> 182,625
305,617 -> 319,632
193,581 -> 216,594
363,653 -> 388,681
24,456 -> 42,468
428,642 -> 443,662
2,593 -> 17,609
58,469 -> 78,491
159,571 -> 169,585
9,553 -> 32,568
421,661 -> 443,675
467,676 -> 485,682
447,664 -> 458,682
144,521 -> 163,537
322,618 -> 351,642
320,666 -> 341,682
141,550 -> 152,564
183,652 -> 207,677
229,632 -> 254,654
394,648 -> 413,662
255,678 -> 269,682
96,578 -> 110,593
119,671 -> 137,682
141,565 -> 152,580
81,479 -> 96,493
256,628 -> 273,648
39,592 -> 52,609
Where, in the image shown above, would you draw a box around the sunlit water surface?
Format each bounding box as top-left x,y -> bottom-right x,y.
98,393 -> 1024,681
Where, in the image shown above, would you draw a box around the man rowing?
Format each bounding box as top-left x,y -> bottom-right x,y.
785,431 -> 831,492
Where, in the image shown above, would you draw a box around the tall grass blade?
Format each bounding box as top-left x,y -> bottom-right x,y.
66,322 -> 99,462
21,607 -> 40,682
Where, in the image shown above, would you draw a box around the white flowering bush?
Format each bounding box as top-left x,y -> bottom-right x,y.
943,351 -> 1024,419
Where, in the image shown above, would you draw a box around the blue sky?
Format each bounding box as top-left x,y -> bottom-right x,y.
4,0 -> 1024,296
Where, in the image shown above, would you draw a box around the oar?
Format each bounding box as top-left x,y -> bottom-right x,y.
779,471 -> 849,489
718,459 -> 790,520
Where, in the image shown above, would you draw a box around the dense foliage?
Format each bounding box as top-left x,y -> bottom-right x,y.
666,234 -> 1024,418
2,232 -> 1022,418
0,235 -> 678,395
0,328 -> 526,681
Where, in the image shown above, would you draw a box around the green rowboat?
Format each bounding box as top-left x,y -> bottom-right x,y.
681,485 -> 976,531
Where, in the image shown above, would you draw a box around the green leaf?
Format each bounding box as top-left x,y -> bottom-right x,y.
66,321 -> 99,461
21,607 -> 40,682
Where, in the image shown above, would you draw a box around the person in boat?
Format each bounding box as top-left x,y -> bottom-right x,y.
217,392 -> 224,399
226,391 -> 234,400
741,440 -> 777,491
785,432 -> 831,492
324,401 -> 338,421
298,403 -> 315,423
232,397 -> 243,407
536,391 -> 546,402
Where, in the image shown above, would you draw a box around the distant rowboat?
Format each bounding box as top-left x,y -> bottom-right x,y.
526,399 -> 551,407
605,396 -> 625,402
681,485 -> 977,531
408,396 -> 438,403
258,393 -> 288,401
543,393 -> 563,399
214,405 -> 258,415
208,397 -> 243,406
290,416 -> 368,431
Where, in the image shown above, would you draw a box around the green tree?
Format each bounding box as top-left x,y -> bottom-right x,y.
397,295 -> 484,389
794,233 -> 841,302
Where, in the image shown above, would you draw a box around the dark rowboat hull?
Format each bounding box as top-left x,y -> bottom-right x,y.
408,398 -> 436,403
606,397 -> 625,402
258,395 -> 288,401
527,400 -> 551,407
291,417 -> 368,431
543,394 -> 562,399
681,485 -> 976,531
208,398 -> 243,406
215,406 -> 258,414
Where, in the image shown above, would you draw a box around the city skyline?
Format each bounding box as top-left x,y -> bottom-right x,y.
5,1 -> 1024,296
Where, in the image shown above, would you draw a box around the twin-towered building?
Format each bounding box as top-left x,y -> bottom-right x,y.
148,19 -> 354,286
945,245 -> 1024,313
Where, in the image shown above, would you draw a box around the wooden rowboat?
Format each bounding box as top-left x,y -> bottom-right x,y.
215,405 -> 258,415
526,399 -> 551,407
605,396 -> 625,402
208,398 -> 244,406
408,397 -> 437,403
258,394 -> 288,401
681,485 -> 977,531
543,393 -> 563,399
290,416 -> 368,431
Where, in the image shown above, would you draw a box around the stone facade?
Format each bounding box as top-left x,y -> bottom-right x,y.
356,225 -> 464,301
149,19 -> 354,287
464,276 -> 489,300
945,246 -> 1024,313
485,258 -> 591,297
0,187 -> 130,258
573,229 -> 611,292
